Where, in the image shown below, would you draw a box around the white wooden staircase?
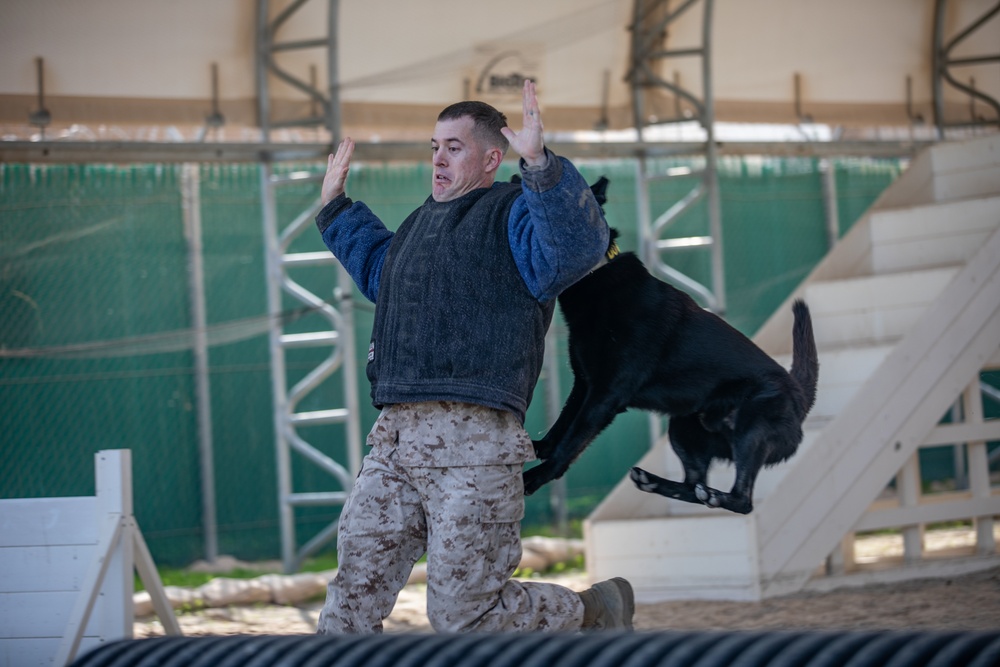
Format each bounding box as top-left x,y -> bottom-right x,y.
585,133 -> 1000,602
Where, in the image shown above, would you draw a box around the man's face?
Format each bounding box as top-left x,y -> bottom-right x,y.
430,116 -> 499,202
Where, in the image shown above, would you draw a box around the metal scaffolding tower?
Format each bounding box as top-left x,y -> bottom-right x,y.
256,0 -> 361,573
628,0 -> 723,314
932,0 -> 1000,136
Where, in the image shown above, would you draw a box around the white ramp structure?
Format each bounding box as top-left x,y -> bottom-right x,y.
0,450 -> 179,666
586,134 -> 1000,602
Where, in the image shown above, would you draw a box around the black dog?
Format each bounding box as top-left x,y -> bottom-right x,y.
524,180 -> 819,514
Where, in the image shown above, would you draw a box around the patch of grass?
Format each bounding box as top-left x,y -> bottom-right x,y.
135,567 -> 271,593
522,520 -> 585,540
927,519 -> 973,531
514,553 -> 586,579
853,520 -> 978,540
136,526 -> 582,593
547,553 -> 586,574
299,554 -> 339,573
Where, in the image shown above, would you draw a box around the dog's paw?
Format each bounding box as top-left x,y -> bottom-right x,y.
531,439 -> 554,460
695,483 -> 721,507
630,467 -> 658,493
522,466 -> 548,496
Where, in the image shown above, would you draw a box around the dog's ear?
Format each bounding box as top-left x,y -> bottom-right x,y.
590,176 -> 609,206
510,174 -> 523,184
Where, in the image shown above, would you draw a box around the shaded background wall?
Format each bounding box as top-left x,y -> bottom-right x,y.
0,155 -> 904,566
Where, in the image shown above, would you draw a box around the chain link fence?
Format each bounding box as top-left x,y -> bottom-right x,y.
1,155 -> 902,567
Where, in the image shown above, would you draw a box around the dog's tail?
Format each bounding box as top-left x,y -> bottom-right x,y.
789,299 -> 819,418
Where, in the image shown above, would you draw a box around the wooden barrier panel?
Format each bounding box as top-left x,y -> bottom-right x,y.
0,450 -> 179,666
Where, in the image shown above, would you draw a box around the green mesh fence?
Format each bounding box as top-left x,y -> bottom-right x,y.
1,155 -> 903,567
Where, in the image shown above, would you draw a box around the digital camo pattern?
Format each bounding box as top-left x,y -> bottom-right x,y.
390,400 -> 538,467
316,402 -> 584,634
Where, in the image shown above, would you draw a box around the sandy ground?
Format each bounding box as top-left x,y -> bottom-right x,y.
134,567 -> 1000,637
134,529 -> 1000,637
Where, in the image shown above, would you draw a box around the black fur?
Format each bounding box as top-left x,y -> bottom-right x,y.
524,222 -> 819,515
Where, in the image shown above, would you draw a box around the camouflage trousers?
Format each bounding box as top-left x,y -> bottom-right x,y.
316,402 -> 585,634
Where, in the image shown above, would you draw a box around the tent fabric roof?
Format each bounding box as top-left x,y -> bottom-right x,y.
1,0 -> 997,139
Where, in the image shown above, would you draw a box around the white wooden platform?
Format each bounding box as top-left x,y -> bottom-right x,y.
586,133 -> 1000,601
0,450 -> 180,666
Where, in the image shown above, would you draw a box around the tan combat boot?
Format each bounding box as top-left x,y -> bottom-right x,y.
579,577 -> 635,630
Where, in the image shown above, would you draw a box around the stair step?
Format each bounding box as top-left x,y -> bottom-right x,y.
804,267 -> 959,347
869,195 -> 1000,274
775,345 -> 895,420
929,138 -> 1000,202
586,136 -> 1000,603
587,513 -> 762,602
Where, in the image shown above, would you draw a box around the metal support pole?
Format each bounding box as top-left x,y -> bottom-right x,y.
543,327 -> 568,536
255,0 -> 271,139
260,160 -> 296,569
336,263 -> 362,480
706,149 -> 725,315
701,0 -> 724,315
327,0 -> 341,144
29,56 -> 52,138
820,159 -> 840,250
182,163 -> 218,563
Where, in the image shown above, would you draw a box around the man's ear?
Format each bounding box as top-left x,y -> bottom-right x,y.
484,148 -> 504,174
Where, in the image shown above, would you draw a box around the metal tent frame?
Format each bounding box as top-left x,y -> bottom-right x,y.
1,0 -> 953,574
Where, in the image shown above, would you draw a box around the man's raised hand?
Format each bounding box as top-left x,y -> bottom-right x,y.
500,80 -> 546,167
321,137 -> 355,206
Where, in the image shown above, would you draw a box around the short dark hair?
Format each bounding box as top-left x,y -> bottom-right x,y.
437,101 -> 509,154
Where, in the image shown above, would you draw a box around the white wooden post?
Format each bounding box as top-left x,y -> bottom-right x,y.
964,381 -> 996,556
53,451 -> 136,665
0,449 -> 180,667
826,534 -> 855,576
897,453 -> 924,565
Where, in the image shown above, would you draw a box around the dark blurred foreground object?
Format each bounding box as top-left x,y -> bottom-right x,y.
69,630 -> 1000,667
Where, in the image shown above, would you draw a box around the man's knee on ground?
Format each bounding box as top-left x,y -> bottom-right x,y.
425,590 -> 496,633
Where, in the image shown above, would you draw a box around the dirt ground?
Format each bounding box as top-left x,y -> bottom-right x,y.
134,529 -> 1000,637
134,567 -> 1000,637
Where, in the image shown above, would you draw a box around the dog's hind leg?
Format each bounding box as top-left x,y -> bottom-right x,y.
714,407 -> 802,514
629,467 -> 704,504
667,414 -> 716,491
695,419 -> 776,515
631,415 -> 746,511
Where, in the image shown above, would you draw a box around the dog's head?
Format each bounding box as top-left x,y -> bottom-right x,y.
583,177 -> 619,259
589,175 -> 609,208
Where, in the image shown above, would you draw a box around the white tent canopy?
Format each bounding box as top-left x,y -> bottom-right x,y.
1,0 -> 998,140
